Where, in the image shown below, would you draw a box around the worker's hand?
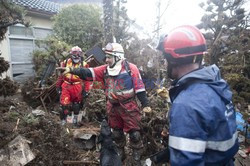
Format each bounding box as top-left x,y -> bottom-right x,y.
156,87 -> 169,99
56,67 -> 73,75
143,106 -> 152,113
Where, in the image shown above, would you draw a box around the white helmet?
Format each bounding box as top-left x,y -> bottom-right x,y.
103,43 -> 125,60
70,46 -> 82,63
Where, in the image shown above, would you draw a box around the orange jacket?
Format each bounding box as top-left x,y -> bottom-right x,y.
56,58 -> 91,92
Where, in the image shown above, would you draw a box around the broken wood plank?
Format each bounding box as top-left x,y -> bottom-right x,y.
70,127 -> 100,132
63,160 -> 99,165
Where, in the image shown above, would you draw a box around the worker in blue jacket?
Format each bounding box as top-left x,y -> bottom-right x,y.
156,25 -> 239,166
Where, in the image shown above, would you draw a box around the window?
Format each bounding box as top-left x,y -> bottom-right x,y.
9,26 -> 33,37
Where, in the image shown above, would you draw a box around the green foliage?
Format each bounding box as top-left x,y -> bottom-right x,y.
124,37 -> 164,90
0,0 -> 27,98
0,57 -> 10,75
53,4 -> 103,51
224,73 -> 250,106
113,0 -> 133,43
32,50 -> 49,74
33,37 -> 71,77
103,0 -> 134,43
199,0 -> 250,111
0,0 -> 28,41
6,111 -> 20,121
0,77 -> 19,98
22,113 -> 39,126
198,0 -> 248,65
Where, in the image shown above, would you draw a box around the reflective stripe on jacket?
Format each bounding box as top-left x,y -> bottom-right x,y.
90,60 -> 145,103
168,65 -> 238,166
63,58 -> 86,83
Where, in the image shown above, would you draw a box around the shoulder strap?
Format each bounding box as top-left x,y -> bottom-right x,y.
124,60 -> 131,76
81,57 -> 84,67
63,58 -> 69,67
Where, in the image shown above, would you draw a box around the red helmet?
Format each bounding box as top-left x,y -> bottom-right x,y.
158,25 -> 207,64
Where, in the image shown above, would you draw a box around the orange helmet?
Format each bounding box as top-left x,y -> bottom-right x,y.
157,25 -> 207,64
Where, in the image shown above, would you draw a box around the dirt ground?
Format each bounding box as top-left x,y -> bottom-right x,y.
0,87 -> 250,166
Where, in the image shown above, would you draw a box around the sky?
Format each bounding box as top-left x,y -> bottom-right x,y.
126,0 -> 250,39
125,0 -> 206,38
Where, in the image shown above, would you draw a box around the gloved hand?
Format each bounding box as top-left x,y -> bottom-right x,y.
156,87 -> 169,99
143,106 -> 152,113
56,67 -> 73,75
56,87 -> 62,95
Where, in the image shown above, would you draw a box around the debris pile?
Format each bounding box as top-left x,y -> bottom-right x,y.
0,98 -> 83,166
1,81 -> 250,165
0,57 -> 18,98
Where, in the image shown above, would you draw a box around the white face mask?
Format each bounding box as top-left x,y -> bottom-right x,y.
72,58 -> 80,63
107,59 -> 123,76
71,54 -> 81,64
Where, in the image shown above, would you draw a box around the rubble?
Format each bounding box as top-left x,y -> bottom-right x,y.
0,83 -> 249,165
0,135 -> 35,166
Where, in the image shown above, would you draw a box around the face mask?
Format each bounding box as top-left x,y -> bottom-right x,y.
71,54 -> 81,63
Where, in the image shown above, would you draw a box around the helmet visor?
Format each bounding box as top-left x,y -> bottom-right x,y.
105,54 -> 113,59
71,51 -> 81,56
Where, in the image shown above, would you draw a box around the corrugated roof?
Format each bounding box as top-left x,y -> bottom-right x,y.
13,0 -> 61,14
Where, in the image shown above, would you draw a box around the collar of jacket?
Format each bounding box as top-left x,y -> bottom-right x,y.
169,67 -> 206,102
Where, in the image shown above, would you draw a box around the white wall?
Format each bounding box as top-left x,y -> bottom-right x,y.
0,14 -> 54,80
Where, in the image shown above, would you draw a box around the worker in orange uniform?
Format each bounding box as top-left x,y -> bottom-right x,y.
56,46 -> 91,126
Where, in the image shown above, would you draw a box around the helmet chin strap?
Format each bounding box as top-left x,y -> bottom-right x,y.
110,56 -> 121,68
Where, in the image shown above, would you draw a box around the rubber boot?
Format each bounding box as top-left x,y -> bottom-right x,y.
131,148 -> 143,165
129,131 -> 143,166
60,105 -> 70,126
117,147 -> 126,161
113,129 -> 126,161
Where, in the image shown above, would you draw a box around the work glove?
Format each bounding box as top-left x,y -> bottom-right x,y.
156,87 -> 169,100
56,67 -> 73,75
143,106 -> 152,113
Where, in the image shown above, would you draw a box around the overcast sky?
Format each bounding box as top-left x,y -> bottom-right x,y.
126,0 -> 250,39
126,0 -> 205,38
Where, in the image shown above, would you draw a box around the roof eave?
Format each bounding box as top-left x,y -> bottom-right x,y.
26,9 -> 58,19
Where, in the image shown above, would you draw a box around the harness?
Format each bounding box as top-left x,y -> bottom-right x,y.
103,60 -> 134,104
64,81 -> 81,85
64,57 -> 85,68
63,58 -> 86,84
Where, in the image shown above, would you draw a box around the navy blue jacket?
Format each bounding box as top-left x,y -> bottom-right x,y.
168,65 -> 238,166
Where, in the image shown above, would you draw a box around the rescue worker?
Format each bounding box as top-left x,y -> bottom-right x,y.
156,25 -> 239,165
57,43 -> 151,164
56,46 -> 91,126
